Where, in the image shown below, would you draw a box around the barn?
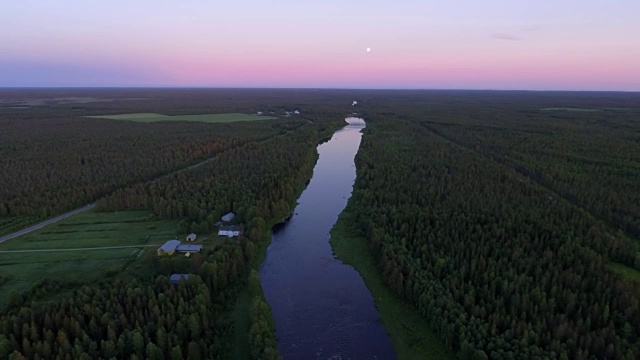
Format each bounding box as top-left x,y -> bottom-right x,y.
157,240 -> 181,256
218,225 -> 241,238
186,233 -> 197,242
176,244 -> 202,253
221,212 -> 235,222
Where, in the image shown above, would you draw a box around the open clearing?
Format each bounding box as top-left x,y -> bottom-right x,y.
0,210 -> 180,308
86,112 -> 278,123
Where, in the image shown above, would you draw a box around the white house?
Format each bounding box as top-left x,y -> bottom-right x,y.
186,233 -> 197,242
218,225 -> 241,238
221,212 -> 235,222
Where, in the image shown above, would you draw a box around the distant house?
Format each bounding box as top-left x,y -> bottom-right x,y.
186,233 -> 197,242
294,110 -> 300,114
176,244 -> 202,253
170,274 -> 189,285
218,225 -> 241,238
221,212 -> 235,222
157,240 -> 181,256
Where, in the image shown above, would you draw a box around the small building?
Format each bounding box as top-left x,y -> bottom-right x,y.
176,244 -> 202,253
221,212 -> 235,222
218,225 -> 241,238
157,240 -> 181,256
170,274 -> 189,285
186,233 -> 197,242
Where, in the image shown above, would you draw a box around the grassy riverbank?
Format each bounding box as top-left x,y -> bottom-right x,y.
330,211 -> 454,360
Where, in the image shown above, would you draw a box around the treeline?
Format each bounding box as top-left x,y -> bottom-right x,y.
347,117 -> 640,359
0,118 -> 342,359
0,244 -> 248,359
97,121 -> 340,235
0,117 -> 304,220
423,113 -> 640,241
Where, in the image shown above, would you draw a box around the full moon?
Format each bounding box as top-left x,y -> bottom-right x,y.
366,47 -> 371,53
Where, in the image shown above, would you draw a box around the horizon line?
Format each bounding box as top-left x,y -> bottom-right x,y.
0,86 -> 638,93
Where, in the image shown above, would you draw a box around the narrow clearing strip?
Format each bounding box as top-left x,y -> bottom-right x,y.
0,244 -> 163,253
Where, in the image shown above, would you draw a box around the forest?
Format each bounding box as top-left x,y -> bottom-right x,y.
343,91 -> 640,359
1,89 -> 639,359
0,88 -> 354,236
0,89 -> 346,359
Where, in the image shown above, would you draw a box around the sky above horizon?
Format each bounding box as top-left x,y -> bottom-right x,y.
1,1 -> 639,90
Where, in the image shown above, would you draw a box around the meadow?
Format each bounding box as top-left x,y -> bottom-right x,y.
0,210 -> 180,308
86,112 -> 277,123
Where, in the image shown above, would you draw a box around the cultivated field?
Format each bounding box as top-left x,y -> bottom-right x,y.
0,210 -> 180,308
86,112 -> 278,123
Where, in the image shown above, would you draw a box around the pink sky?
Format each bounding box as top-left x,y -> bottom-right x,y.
1,1 -> 639,90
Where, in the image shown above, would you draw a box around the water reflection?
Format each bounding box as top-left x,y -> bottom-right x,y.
259,118 -> 395,360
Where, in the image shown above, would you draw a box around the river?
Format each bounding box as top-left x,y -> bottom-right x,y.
259,117 -> 396,359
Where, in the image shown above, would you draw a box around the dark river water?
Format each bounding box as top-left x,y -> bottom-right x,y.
259,118 -> 396,360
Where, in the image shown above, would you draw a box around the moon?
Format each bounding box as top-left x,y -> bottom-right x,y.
366,47 -> 371,53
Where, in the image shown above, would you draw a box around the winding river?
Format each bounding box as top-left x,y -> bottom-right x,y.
259,118 -> 396,359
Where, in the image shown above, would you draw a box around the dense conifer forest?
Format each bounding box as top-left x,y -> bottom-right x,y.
1,89 -> 639,359
344,91 -> 640,359
0,89 -> 344,359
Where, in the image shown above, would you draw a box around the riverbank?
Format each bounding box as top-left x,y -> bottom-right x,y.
231,121 -> 344,359
330,210 -> 454,360
259,117 -> 395,359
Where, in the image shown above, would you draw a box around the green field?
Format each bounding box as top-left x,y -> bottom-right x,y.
0,210 -> 180,308
86,112 -> 278,123
330,211 -> 454,360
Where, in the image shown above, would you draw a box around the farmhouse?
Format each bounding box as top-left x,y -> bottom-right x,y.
218,225 -> 241,238
221,212 -> 235,222
170,274 -> 189,285
157,240 -> 181,256
186,233 -> 197,242
176,244 -> 202,253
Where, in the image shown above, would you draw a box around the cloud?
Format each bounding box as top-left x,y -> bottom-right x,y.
491,33 -> 523,41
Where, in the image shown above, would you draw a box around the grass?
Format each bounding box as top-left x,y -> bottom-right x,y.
609,262 -> 640,283
0,210 -> 181,308
330,211 -> 454,360
232,289 -> 252,360
0,216 -> 42,237
86,112 -> 278,123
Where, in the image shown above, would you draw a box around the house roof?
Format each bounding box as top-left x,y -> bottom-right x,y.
176,244 -> 202,252
186,233 -> 197,239
219,225 -> 240,232
222,212 -> 235,219
158,240 -> 181,252
170,274 -> 189,283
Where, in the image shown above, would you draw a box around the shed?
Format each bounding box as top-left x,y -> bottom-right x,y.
186,233 -> 197,242
218,225 -> 241,238
170,274 -> 189,285
157,240 -> 181,256
176,244 -> 202,253
221,212 -> 235,222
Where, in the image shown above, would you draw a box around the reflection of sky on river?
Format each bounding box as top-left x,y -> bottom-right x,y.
260,118 -> 395,360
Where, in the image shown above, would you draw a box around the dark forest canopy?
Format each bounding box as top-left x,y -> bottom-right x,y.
342,91 -> 640,359
1,89 -> 639,359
